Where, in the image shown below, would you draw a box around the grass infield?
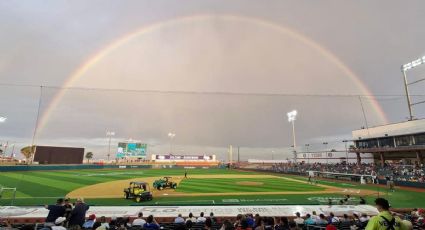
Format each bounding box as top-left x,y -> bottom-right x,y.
0,168 -> 424,208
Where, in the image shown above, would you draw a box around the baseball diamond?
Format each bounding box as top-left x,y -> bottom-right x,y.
0,168 -> 424,208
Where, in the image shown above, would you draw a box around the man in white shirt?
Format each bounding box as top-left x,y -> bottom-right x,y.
293,212 -> 304,225
196,212 -> 206,223
132,212 -> 146,226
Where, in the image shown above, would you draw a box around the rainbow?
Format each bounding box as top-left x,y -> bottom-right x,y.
37,14 -> 388,133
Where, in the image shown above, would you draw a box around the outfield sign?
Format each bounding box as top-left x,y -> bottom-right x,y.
155,155 -> 213,161
0,205 -> 378,218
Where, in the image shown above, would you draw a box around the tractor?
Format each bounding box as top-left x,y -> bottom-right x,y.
153,176 -> 177,190
123,182 -> 153,202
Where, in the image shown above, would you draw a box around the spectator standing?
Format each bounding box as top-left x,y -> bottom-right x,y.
68,197 -> 90,227
365,198 -> 409,230
63,198 -> 73,227
132,212 -> 146,227
45,198 -> 66,227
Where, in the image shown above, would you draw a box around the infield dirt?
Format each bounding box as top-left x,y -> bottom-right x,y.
67,174 -> 376,199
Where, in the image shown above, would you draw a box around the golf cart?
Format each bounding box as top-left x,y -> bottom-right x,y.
124,182 -> 153,202
153,176 -> 178,190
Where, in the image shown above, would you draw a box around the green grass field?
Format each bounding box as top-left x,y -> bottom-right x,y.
178,177 -> 324,193
0,168 -> 424,208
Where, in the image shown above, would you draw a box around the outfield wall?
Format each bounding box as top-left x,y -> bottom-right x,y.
0,164 -> 221,172
0,164 -> 152,172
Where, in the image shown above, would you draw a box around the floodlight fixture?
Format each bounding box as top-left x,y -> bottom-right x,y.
287,110 -> 297,122
401,55 -> 425,120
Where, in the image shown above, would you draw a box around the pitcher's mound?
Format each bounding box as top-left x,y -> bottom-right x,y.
236,181 -> 264,186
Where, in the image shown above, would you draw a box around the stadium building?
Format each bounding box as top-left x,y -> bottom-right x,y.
350,119 -> 425,165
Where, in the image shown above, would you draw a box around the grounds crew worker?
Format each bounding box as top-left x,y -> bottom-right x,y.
366,198 -> 408,230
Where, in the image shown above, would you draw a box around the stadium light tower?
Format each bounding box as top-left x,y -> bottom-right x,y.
401,55 -> 425,120
322,142 -> 328,164
0,116 -> 7,123
287,110 -> 297,162
106,131 -> 115,162
168,132 -> 176,154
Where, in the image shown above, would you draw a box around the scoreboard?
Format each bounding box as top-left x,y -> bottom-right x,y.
116,141 -> 147,158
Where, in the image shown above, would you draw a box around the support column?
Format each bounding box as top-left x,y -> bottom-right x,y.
356,152 -> 361,165
416,151 -> 423,164
380,152 -> 385,165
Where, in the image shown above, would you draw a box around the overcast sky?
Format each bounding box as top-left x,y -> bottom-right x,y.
0,0 -> 424,160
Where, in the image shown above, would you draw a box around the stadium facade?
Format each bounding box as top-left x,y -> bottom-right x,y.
350,119 -> 425,165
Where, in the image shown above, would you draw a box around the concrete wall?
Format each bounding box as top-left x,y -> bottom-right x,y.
352,119 -> 425,140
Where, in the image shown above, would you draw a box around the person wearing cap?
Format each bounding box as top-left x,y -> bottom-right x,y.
45,198 -> 66,227
51,217 -> 67,230
82,214 -> 96,229
365,198 -> 409,230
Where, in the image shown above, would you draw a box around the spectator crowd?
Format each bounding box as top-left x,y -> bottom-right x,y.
269,162 -> 425,183
1,197 -> 425,230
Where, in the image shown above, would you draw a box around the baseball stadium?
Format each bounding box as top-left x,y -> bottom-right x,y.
0,166 -> 423,207
2,1 -> 425,230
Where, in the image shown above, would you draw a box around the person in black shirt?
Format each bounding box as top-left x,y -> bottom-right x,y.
68,197 -> 90,227
45,198 -> 66,226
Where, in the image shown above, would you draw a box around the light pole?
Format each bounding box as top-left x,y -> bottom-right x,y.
106,131 -> 115,162
271,150 -> 275,160
168,132 -> 176,154
287,110 -> 297,162
323,142 -> 328,164
343,140 -> 349,163
10,144 -> 15,159
305,144 -> 310,164
0,117 -> 7,123
401,55 -> 425,120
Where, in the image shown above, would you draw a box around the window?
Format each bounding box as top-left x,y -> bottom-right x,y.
414,133 -> 425,145
395,135 -> 412,146
378,137 -> 394,147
